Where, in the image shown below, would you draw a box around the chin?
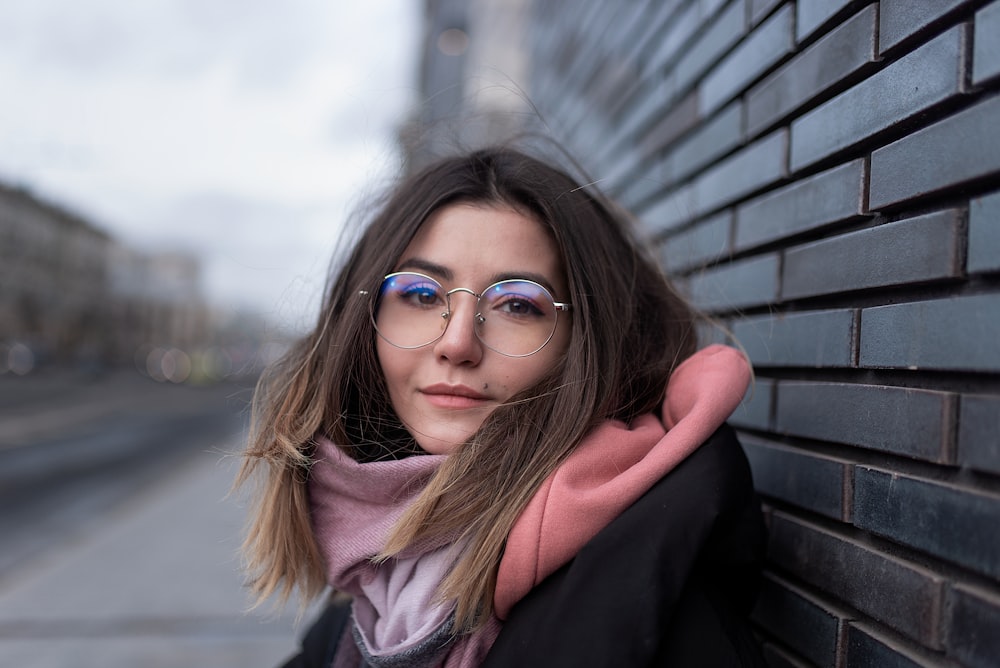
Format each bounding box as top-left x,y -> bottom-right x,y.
414,430 -> 474,455
417,439 -> 461,455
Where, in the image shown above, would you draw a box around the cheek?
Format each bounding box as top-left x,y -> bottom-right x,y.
498,348 -> 566,397
376,341 -> 409,396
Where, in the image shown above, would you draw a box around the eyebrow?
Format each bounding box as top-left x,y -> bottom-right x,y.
395,257 -> 561,295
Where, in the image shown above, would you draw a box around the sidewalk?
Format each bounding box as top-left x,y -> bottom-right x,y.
0,446 -> 308,667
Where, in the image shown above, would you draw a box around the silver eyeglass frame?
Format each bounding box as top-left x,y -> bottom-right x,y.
359,271 -> 572,358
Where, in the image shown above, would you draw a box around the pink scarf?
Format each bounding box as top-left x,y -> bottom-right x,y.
309,344 -> 750,667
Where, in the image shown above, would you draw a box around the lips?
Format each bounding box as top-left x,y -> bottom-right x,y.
420,383 -> 491,409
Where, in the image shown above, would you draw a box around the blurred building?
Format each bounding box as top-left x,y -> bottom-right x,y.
406,0 -> 535,169
106,244 -> 209,365
0,183 -> 210,374
0,183 -> 112,369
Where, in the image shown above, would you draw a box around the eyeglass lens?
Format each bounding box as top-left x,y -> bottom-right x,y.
373,272 -> 559,356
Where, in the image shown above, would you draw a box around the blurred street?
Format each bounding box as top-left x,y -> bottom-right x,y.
0,371 -> 303,667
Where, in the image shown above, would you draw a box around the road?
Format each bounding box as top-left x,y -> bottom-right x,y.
0,370 -> 308,667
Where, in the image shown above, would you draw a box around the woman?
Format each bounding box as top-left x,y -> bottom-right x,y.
238,147 -> 767,667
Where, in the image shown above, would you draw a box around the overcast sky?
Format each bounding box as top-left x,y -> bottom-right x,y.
0,0 -> 418,332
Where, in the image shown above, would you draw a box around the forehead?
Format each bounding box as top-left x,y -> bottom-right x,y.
395,203 -> 567,293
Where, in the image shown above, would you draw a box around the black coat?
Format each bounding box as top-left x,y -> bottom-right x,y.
483,424 -> 767,667
281,425 -> 767,667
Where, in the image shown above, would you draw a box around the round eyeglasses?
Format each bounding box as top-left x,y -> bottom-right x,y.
365,272 -> 571,357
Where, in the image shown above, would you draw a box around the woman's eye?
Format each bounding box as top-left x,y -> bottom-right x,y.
496,297 -> 543,317
401,285 -> 442,307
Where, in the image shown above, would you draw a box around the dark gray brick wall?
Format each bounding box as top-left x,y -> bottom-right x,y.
945,585 -> 1000,668
664,101 -> 742,184
879,0 -> 970,54
796,0 -> 854,41
959,394 -> 1000,475
670,1 -> 745,100
734,158 -> 866,250
746,5 -> 878,137
974,1 -> 1000,84
870,94 -> 1000,209
733,377 -> 774,431
753,575 -> 841,668
768,513 -> 945,644
700,5 -> 794,114
421,0 -> 1000,664
742,437 -> 849,520
687,252 -> 779,311
845,624 -> 933,668
660,209 -> 731,273
854,467 -> 1000,580
860,294 -> 1000,371
775,382 -> 955,462
693,129 -> 789,218
782,209 -> 964,300
733,309 -> 855,367
790,25 -> 964,171
969,191 -> 1000,273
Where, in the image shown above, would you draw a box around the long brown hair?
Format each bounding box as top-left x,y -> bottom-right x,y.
237,147 -> 698,629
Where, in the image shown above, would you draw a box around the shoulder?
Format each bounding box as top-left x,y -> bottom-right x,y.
484,425 -> 767,667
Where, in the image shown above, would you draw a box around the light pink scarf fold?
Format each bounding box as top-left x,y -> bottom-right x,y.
309,344 -> 750,667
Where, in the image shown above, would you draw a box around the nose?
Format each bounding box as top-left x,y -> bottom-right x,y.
432,291 -> 483,365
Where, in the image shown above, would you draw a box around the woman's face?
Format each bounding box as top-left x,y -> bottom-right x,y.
376,203 -> 571,455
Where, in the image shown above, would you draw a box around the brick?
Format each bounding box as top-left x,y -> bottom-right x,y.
747,6 -> 877,137
946,585 -> 1000,668
859,294 -> 1000,372
646,130 -> 787,231
696,318 -> 731,346
969,190 -> 1000,273
564,35 -> 608,91
687,253 -> 779,311
663,101 -> 742,185
776,382 -> 954,462
693,129 -> 787,215
783,210 -> 963,300
671,0 -> 746,97
769,513 -> 944,644
661,210 -> 731,273
750,0 -> 783,26
854,467 -> 1000,580
790,27 -> 964,172
735,158 -> 865,249
641,90 -> 699,155
752,575 -> 840,667
645,1 -> 707,75
589,60 -> 641,115
880,0 -> 969,54
640,182 -> 697,234
700,5 -> 794,114
870,95 -> 1000,209
733,309 -> 854,367
796,0 -> 853,42
732,377 -> 773,430
845,623 -> 931,668
601,154 -> 638,199
605,3 -> 649,70
618,3 -> 667,70
621,80 -> 674,146
959,394 -> 1000,476
616,167 -> 663,210
741,437 -> 849,520
974,1 -> 1000,84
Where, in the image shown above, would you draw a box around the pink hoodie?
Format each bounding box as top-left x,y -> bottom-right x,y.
493,343 -> 750,619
